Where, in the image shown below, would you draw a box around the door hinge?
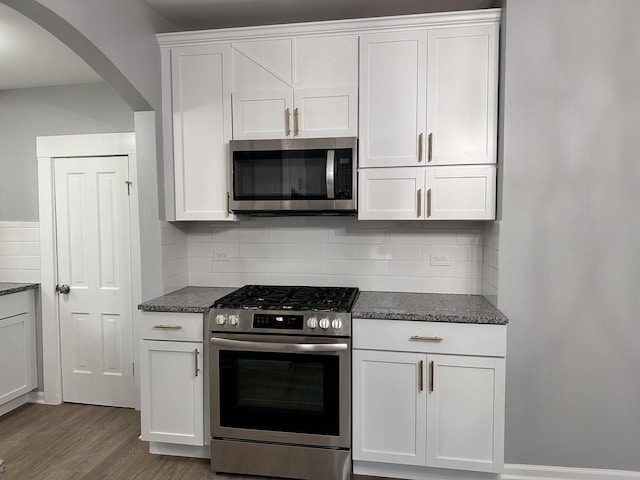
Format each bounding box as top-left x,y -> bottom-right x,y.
125,180 -> 133,196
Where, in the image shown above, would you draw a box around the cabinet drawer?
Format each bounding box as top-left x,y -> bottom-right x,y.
353,318 -> 506,357
139,311 -> 204,342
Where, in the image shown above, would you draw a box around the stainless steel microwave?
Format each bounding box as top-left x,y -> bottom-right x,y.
229,137 -> 357,214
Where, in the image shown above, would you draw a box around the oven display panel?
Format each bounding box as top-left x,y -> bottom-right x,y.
253,314 -> 304,330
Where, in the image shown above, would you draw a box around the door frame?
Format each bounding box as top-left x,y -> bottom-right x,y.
36,133 -> 142,407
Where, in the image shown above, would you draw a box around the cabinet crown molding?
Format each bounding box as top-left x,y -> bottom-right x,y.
157,9 -> 501,47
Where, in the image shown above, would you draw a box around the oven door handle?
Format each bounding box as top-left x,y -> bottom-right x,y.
210,336 -> 348,353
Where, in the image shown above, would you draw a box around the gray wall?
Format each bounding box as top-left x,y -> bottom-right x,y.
500,0 -> 640,471
0,83 -> 134,221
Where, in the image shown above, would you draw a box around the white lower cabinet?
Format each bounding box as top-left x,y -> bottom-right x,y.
358,165 -> 496,220
0,289 -> 37,415
352,319 -> 506,478
139,312 -> 206,453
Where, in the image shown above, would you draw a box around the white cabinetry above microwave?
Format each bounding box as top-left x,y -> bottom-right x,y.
231,36 -> 358,140
157,9 -> 501,221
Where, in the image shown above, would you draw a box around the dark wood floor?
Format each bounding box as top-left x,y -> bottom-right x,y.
0,403 -> 387,480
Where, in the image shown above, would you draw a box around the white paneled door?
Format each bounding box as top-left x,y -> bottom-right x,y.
54,156 -> 134,407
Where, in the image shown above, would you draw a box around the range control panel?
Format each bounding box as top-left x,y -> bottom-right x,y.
253,314 -> 304,330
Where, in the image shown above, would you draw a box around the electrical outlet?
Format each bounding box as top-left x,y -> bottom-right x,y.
430,253 -> 451,266
213,248 -> 231,261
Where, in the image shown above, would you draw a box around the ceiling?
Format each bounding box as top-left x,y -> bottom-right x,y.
0,0 -> 499,91
0,3 -> 102,91
143,0 -> 500,31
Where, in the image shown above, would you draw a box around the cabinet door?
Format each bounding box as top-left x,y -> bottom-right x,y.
426,25 -> 498,165
425,165 -> 496,220
426,355 -> 505,473
353,350 -> 427,465
294,87 -> 357,138
171,44 -> 233,220
0,312 -> 36,405
232,90 -> 294,140
140,340 -> 204,446
358,167 -> 425,220
359,31 -> 427,167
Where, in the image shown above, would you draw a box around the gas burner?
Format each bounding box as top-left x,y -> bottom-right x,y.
214,285 -> 359,313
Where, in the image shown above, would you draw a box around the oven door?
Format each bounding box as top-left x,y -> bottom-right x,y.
209,334 -> 350,449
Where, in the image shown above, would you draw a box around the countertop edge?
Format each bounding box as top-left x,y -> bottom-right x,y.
0,283 -> 40,297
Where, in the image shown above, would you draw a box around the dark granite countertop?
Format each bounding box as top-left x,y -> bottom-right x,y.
352,291 -> 508,325
138,286 -> 507,325
138,286 -> 237,313
0,283 -> 40,297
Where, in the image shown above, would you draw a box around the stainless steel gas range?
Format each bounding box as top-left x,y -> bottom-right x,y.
208,284 -> 359,480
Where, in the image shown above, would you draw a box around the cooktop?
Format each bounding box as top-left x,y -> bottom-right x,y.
213,285 -> 359,312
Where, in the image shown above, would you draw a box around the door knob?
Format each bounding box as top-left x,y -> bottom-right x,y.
56,284 -> 71,294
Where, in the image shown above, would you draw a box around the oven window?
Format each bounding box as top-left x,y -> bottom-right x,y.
233,150 -> 328,200
219,350 -> 340,436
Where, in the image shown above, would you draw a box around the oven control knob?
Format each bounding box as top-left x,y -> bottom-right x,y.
307,317 -> 318,329
228,314 -> 239,326
215,314 -> 226,325
331,318 -> 343,330
319,317 -> 330,330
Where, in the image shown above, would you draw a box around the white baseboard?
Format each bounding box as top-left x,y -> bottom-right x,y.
502,464 -> 640,480
28,391 -> 45,404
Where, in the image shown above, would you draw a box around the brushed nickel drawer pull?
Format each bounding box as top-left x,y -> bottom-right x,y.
410,335 -> 443,342
428,132 -> 433,162
194,348 -> 200,377
418,360 -> 424,392
153,324 -> 182,330
427,188 -> 432,218
418,133 -> 424,163
429,360 -> 435,392
417,188 -> 422,218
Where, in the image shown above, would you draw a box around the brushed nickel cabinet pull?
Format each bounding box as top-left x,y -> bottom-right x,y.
417,188 -> 422,218
285,108 -> 292,136
419,360 -> 424,392
427,188 -> 432,218
429,360 -> 435,392
226,191 -> 231,216
410,335 -> 443,342
294,107 -> 300,136
418,133 -> 424,163
194,348 -> 200,377
153,324 -> 182,330
428,132 -> 433,162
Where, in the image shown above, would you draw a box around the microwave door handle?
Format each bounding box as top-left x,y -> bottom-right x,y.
326,149 -> 335,199
210,336 -> 348,353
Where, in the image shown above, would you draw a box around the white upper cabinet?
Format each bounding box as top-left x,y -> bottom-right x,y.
359,165 -> 496,220
359,31 -> 427,168
231,35 -> 358,139
359,24 -> 498,167
426,26 -> 498,165
168,44 -> 234,221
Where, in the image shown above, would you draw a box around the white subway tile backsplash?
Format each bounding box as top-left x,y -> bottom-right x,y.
239,243 -> 297,258
357,244 -> 422,260
0,223 -> 41,283
185,218 -> 485,295
298,244 -> 357,259
324,259 -> 390,276
0,242 -> 23,256
211,227 -> 269,243
269,228 -> 328,244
